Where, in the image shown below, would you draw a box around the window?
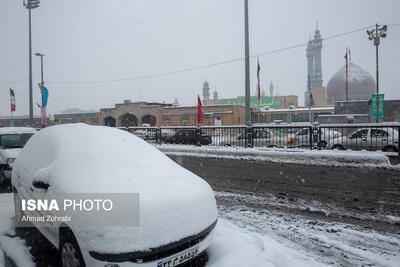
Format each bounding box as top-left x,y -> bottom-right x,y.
297,129 -> 309,136
371,129 -> 388,138
351,129 -> 368,139
0,133 -> 34,149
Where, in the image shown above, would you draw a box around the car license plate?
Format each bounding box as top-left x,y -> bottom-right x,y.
157,246 -> 199,267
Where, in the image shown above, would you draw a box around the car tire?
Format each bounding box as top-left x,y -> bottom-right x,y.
382,146 -> 398,152
59,229 -> 86,267
332,144 -> 344,150
0,166 -> 6,190
13,189 -> 24,226
318,141 -> 327,149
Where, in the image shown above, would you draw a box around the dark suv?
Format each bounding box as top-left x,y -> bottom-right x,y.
164,129 -> 212,145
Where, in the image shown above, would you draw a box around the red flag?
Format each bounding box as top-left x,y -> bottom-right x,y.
344,49 -> 349,101
197,95 -> 203,124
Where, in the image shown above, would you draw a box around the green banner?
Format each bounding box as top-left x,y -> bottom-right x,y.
371,94 -> 384,119
217,96 -> 283,108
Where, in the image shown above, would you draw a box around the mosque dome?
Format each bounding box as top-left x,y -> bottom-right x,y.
326,62 -> 376,102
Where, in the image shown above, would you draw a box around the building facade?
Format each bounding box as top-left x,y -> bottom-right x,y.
159,105 -> 245,126
54,112 -> 99,125
99,101 -> 173,127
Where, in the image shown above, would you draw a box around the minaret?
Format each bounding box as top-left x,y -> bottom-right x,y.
306,24 -> 323,89
269,81 -> 274,97
173,97 -> 180,106
213,90 -> 218,101
202,80 -> 210,102
306,35 -> 314,87
312,24 -> 323,88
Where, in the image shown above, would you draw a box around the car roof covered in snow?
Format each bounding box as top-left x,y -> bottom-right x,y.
0,127 -> 37,135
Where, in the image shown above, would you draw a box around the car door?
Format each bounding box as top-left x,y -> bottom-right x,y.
370,129 -> 389,150
349,129 -> 368,150
296,129 -> 310,147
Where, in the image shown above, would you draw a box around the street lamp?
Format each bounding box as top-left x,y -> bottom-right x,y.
367,24 -> 387,122
244,0 -> 250,126
23,0 -> 40,127
35,52 -> 45,118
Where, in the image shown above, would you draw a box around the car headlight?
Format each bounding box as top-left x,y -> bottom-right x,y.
7,158 -> 15,165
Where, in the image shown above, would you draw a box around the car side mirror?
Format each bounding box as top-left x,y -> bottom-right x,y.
32,180 -> 49,190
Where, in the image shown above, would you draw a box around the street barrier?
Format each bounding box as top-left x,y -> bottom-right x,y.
118,123 -> 400,156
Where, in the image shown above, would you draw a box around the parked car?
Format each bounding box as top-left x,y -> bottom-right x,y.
12,124 -> 218,267
0,127 -> 37,188
222,128 -> 285,147
328,128 -> 399,152
132,128 -> 156,140
288,128 -> 342,148
164,129 -> 212,145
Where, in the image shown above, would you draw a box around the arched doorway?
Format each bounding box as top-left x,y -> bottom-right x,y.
104,116 -> 116,127
142,115 -> 156,126
119,113 -> 138,127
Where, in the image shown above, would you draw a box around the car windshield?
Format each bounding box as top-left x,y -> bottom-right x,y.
0,133 -> 34,149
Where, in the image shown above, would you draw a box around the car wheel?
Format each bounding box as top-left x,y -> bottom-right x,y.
0,166 -> 6,190
318,141 -> 327,149
382,146 -> 398,152
13,190 -> 24,225
60,230 -> 86,267
332,144 -> 344,150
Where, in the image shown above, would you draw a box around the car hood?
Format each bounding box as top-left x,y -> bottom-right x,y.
13,124 -> 218,253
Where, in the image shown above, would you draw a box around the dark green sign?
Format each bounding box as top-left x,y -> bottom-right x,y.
371,94 -> 384,119
217,96 -> 283,108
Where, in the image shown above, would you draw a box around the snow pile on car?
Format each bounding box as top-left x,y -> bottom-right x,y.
13,124 -> 218,253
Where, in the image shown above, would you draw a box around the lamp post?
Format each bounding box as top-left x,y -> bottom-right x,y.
35,52 -> 44,119
23,0 -> 40,127
244,0 -> 250,126
367,24 -> 387,123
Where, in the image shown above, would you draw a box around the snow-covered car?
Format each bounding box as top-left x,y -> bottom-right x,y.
0,127 -> 36,188
288,128 -> 342,148
328,128 -> 399,152
12,124 -> 218,267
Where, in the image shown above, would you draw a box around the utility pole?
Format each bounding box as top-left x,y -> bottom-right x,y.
23,0 -> 40,126
35,52 -> 45,127
367,24 -> 387,123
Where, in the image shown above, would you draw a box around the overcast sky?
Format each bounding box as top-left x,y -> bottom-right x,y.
0,0 -> 399,116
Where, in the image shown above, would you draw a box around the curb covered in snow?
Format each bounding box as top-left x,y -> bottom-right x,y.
155,145 -> 395,168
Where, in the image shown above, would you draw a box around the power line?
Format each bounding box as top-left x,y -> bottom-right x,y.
0,73 -> 41,88
46,24 -> 386,86
4,23 -> 400,88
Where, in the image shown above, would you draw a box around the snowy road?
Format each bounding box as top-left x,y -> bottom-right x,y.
0,192 -> 399,267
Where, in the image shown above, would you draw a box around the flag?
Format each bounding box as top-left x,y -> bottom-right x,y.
197,95 -> 203,124
42,87 -> 49,108
257,57 -> 261,102
10,88 -> 16,112
41,107 -> 47,126
344,48 -> 349,101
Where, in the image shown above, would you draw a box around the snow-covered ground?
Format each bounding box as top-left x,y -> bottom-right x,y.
216,191 -> 400,267
0,192 -> 399,267
0,194 -> 35,267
